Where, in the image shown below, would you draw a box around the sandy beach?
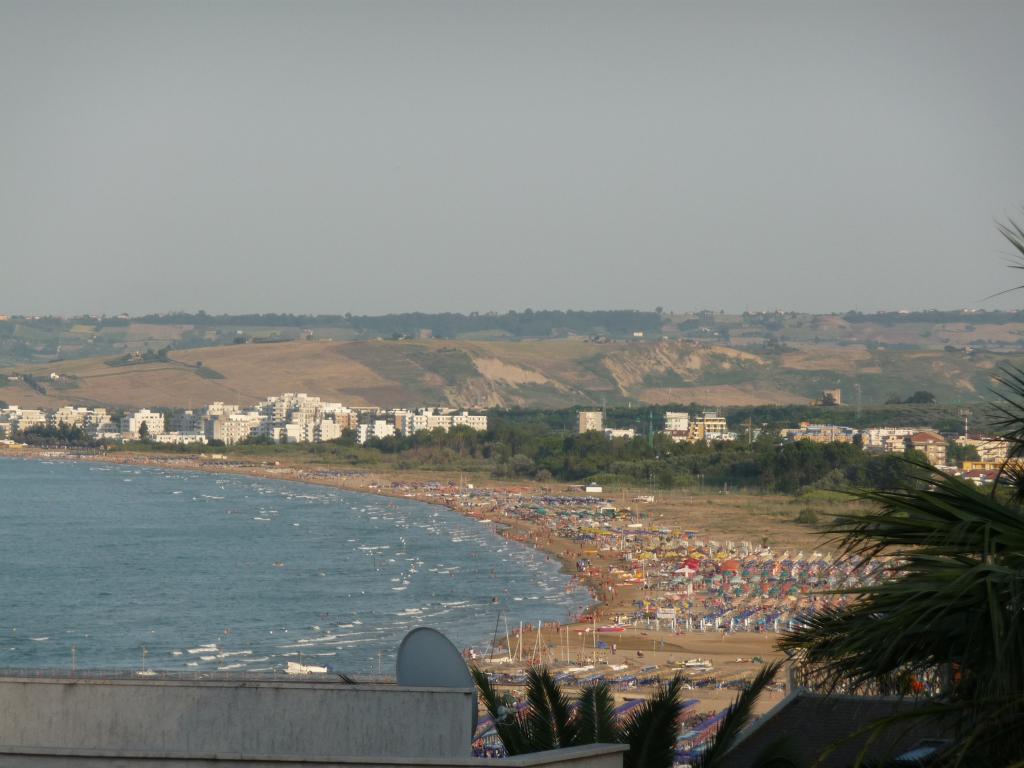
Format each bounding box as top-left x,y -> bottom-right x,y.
2,446 -> 857,729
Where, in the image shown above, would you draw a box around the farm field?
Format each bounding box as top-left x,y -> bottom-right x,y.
1,335 -> 1019,410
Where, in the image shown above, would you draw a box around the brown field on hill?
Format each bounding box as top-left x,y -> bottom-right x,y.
0,335 -> 1008,410
780,345 -> 872,373
637,384 -> 808,406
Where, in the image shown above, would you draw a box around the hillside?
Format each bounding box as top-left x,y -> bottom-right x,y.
5,309 -> 1024,369
1,337 -> 1019,411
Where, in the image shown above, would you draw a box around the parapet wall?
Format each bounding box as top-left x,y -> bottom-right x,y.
0,743 -> 627,768
0,675 -> 474,760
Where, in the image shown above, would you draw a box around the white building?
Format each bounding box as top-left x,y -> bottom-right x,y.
0,406 -> 48,432
121,409 -> 166,439
664,412 -> 690,432
663,411 -> 690,442
255,393 -> 358,443
860,426 -> 922,453
451,411 -> 487,431
604,428 -> 636,440
690,412 -> 735,442
780,423 -> 857,443
152,432 -> 207,445
356,420 -> 396,445
207,412 -> 263,445
203,402 -> 240,418
315,419 -> 348,442
393,408 -> 486,437
49,406 -> 90,428
578,411 -> 604,434
955,435 -> 1009,463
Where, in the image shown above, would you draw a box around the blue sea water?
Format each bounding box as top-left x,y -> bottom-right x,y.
0,457 -> 589,673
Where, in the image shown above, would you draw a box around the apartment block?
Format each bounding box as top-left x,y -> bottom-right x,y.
690,411 -> 733,442
907,431 -> 948,467
121,409 -> 166,438
860,427 -> 921,453
578,411 -> 604,433
663,411 -> 690,443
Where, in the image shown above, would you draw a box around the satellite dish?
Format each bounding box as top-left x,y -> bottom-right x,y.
396,627 -> 478,738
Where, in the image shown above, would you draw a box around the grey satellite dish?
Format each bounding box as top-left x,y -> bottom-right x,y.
396,627 -> 478,739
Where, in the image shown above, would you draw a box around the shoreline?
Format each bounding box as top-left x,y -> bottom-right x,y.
1,445 -> 807,718
0,446 -> 606,622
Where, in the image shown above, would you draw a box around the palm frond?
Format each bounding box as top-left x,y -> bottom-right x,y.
986,212 -> 1024,298
696,661 -> 782,768
575,681 -> 620,746
620,674 -> 685,768
781,466 -> 1024,702
989,366 -> 1024,501
524,667 -> 579,750
471,665 -> 531,756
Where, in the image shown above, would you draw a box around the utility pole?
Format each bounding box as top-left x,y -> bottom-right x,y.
959,408 -> 972,437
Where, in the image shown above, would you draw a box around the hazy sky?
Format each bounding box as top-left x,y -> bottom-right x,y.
2,1 -> 1023,317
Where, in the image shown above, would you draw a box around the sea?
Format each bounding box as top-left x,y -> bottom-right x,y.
0,457 -> 590,674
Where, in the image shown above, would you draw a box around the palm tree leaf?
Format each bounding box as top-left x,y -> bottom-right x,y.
471,665 -> 531,756
696,661 -> 781,768
524,667 -> 578,750
575,681 -> 621,746
620,674 -> 685,768
782,466 -> 1024,702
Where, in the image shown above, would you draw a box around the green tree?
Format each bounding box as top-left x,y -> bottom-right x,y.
946,441 -> 981,465
137,421 -> 150,441
904,390 -> 936,404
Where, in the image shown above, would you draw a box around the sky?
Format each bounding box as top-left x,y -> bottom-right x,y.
1,0 -> 1023,317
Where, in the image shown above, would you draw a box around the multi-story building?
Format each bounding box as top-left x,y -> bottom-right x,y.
207,412 -> 263,445
860,427 -> 922,453
689,411 -> 733,442
171,410 -> 204,434
451,411 -> 487,431
663,411 -> 690,443
780,423 -> 857,444
315,418 -> 349,443
393,408 -> 486,437
0,406 -> 48,433
49,406 -> 90,429
955,435 -> 1009,464
356,420 -> 396,445
85,408 -> 113,434
152,432 -> 207,445
204,402 -> 240,419
393,409 -> 427,436
121,409 -> 166,438
578,411 -> 604,434
0,395 -> 478,446
907,431 -> 948,466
